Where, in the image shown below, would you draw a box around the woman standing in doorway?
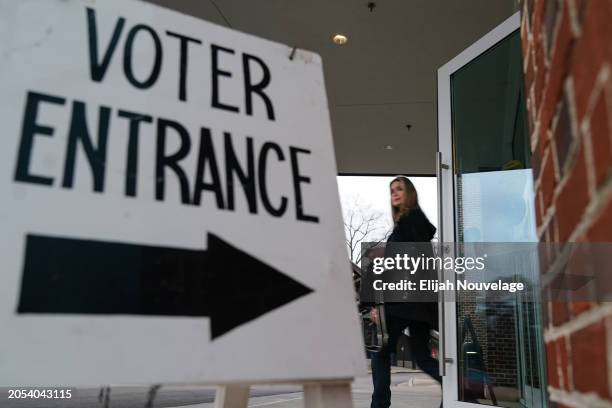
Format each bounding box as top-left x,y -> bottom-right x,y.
370,176 -> 441,408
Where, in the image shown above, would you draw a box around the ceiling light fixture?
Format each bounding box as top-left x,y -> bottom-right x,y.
332,34 -> 348,45
384,145 -> 393,150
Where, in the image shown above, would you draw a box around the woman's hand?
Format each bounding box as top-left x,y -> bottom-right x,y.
370,307 -> 378,324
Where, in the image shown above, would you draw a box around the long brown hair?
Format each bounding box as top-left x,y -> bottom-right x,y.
390,176 -> 419,223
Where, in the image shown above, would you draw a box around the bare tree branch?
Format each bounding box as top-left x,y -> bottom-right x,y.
341,195 -> 392,264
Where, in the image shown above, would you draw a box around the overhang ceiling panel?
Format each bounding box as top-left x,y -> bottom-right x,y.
145,0 -> 516,174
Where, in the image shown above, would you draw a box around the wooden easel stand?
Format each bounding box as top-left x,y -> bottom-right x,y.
214,380 -> 353,408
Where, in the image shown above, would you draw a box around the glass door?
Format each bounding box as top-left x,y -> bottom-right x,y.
437,12 -> 547,408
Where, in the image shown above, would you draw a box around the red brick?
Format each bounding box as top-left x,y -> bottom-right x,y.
552,301 -> 569,325
587,196 -> 612,241
573,0 -> 588,25
543,0 -> 560,58
570,301 -> 593,317
527,93 -> 536,135
542,288 -> 551,328
558,337 -> 571,390
535,40 -> 548,132
521,21 -> 530,57
525,55 -> 536,101
570,0 -> 612,122
554,97 -> 577,175
541,2 -> 574,135
552,216 -> 560,242
556,143 -> 590,241
574,231 -> 587,242
542,292 -> 551,328
546,339 -> 560,388
535,193 -> 543,226
561,241 -> 595,301
539,235 -> 554,274
539,188 -> 545,223
541,151 -> 557,209
525,0 -> 535,29
532,139 -> 543,179
546,216 -> 559,245
570,320 -> 610,398
532,0 -> 547,43
589,90 -> 612,187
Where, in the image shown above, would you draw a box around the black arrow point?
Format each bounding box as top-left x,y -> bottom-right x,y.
17,233 -> 313,341
206,233 -> 313,340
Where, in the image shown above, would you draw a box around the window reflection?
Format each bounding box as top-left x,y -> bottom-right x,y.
451,30 -> 547,407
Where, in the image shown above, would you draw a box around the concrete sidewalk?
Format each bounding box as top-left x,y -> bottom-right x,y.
0,371 -> 441,408
170,372 -> 441,408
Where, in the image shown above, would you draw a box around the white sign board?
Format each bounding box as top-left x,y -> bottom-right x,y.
0,0 -> 365,386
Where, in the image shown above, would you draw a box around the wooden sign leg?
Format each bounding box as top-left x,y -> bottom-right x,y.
214,385 -> 250,408
303,381 -> 353,408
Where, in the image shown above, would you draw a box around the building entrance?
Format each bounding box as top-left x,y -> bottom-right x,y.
437,13 -> 548,408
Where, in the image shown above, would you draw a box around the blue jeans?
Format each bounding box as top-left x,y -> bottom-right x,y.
370,316 -> 442,408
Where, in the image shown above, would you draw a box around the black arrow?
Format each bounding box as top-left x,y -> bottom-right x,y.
17,233 -> 313,339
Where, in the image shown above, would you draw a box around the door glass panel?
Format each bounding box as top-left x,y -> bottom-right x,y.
450,30 -> 547,407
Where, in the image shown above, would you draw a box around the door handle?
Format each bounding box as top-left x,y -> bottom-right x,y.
436,152 -> 449,376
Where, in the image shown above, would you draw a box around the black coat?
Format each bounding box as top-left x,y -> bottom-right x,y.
383,207 -> 439,329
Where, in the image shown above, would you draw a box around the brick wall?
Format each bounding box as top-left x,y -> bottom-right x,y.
486,303 -> 519,388
520,0 -> 612,406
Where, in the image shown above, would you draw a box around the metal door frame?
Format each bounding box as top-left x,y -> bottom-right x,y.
436,12 -> 521,408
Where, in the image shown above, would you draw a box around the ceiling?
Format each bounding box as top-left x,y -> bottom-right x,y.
145,0 -> 517,175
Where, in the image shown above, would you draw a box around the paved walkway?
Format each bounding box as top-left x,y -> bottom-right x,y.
1,370 -> 441,408
172,371 -> 441,408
